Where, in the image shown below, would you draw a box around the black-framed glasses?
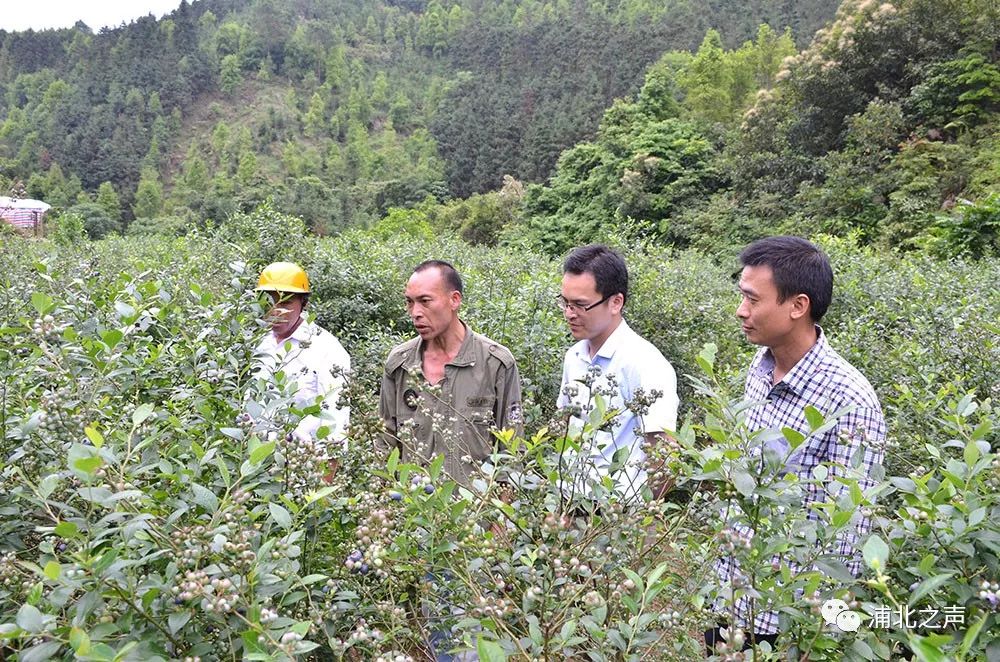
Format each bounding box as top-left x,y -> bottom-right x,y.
556,293 -> 612,313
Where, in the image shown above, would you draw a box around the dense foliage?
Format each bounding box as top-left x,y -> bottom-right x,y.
1,0 -> 998,656
0,0 -> 839,232
0,207 -> 997,659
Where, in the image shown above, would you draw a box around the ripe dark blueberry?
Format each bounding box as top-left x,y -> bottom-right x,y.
237,607 -> 247,615
388,491 -> 403,501
174,598 -> 184,605
360,563 -> 369,574
424,484 -> 435,494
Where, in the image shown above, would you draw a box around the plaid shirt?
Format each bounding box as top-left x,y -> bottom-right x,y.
714,327 -> 886,635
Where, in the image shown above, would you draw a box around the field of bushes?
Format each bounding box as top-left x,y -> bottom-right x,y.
0,207 -> 998,660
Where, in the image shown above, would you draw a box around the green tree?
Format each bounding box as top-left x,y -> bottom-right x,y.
67,201 -> 120,239
304,92 -> 327,137
324,45 -> 348,90
132,168 -> 163,219
96,181 -> 122,223
220,54 -> 242,95
679,30 -> 734,125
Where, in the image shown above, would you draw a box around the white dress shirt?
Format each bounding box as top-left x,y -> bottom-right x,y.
557,319 -> 678,496
255,318 -> 351,448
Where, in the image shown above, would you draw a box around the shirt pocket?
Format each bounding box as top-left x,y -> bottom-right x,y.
462,399 -> 496,461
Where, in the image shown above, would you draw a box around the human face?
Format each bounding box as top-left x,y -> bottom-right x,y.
560,271 -> 622,348
405,267 -> 461,341
736,265 -> 802,348
265,292 -> 305,340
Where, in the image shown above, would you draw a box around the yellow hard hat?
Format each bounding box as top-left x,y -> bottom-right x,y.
256,262 -> 310,293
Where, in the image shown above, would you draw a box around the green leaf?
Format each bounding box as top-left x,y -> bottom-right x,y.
959,614 -> 988,658
850,639 -> 874,660
43,561 -> 61,580
781,427 -> 806,450
30,291 -> 55,316
54,521 -> 78,538
100,329 -> 123,350
242,629 -> 265,654
964,439 -> 980,466
84,426 -> 105,448
476,637 -> 507,662
16,603 -> 45,632
132,403 -> 154,427
732,469 -> 756,496
804,405 -> 825,431
300,574 -> 328,585
168,611 -> 191,634
270,503 -> 292,529
862,534 -> 889,571
191,484 -> 219,512
250,441 -> 275,465
386,447 -> 399,474
69,627 -> 91,654
907,573 -> 956,607
832,510 -> 853,527
20,641 -> 62,662
114,300 -> 135,320
73,456 -> 103,474
429,453 -> 445,481
93,548 -> 118,576
696,343 -> 717,378
216,456 -> 232,487
908,633 -> 946,662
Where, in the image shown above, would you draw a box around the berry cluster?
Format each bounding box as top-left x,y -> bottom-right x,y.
979,580 -> 999,609
31,314 -> 63,342
170,570 -> 240,614
275,432 -> 327,498
38,386 -> 87,445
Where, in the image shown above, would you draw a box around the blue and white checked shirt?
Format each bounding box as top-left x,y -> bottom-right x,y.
714,327 -> 886,635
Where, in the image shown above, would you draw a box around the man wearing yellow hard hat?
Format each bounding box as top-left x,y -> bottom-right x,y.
254,262 -> 351,450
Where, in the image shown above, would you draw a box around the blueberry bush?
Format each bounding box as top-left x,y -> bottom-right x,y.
0,208 -> 997,660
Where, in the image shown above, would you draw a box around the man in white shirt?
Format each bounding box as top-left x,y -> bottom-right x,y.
557,245 -> 678,499
254,262 -> 350,448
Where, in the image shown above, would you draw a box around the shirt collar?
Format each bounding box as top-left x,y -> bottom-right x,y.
265,318 -> 314,347
755,325 -> 828,395
407,320 -> 475,370
579,318 -> 631,361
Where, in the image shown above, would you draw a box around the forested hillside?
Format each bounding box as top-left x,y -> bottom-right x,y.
414,0 -> 1000,256
0,0 -> 839,234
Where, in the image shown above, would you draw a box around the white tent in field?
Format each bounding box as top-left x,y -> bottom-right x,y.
0,196 -> 50,234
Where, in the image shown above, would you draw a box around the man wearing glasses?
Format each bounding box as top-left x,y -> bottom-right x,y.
379,260 -> 523,486
557,244 -> 678,499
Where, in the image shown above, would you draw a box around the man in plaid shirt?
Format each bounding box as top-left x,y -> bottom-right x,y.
707,236 -> 886,653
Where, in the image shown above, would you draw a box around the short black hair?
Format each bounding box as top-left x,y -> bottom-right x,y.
413,259 -> 463,295
563,244 -> 628,305
739,236 -> 833,322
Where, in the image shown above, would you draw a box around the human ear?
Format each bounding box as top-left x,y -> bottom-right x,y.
789,293 -> 811,321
